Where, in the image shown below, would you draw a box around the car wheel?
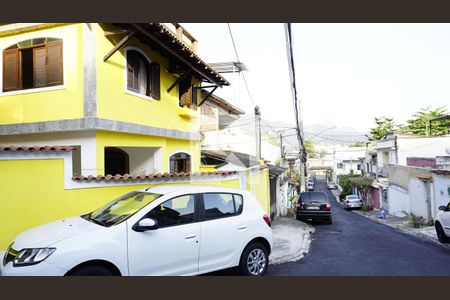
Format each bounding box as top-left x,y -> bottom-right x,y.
66,265 -> 114,276
326,217 -> 332,225
239,242 -> 269,276
435,222 -> 450,243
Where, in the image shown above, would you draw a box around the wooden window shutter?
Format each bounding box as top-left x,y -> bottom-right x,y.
2,49 -> 20,91
33,47 -> 47,87
150,62 -> 160,100
46,41 -> 63,86
179,75 -> 192,107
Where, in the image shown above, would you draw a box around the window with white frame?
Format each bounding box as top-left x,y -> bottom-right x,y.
126,48 -> 160,99
3,37 -> 63,92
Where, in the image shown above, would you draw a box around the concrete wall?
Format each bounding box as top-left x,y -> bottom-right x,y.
0,151 -> 273,250
388,165 -> 433,220
433,174 -> 450,216
388,184 -> 410,217
0,156 -> 241,251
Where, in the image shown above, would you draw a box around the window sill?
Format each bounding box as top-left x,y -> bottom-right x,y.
0,85 -> 66,96
125,90 -> 155,101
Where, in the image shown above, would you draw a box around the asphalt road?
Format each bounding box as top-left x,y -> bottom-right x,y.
266,181 -> 450,276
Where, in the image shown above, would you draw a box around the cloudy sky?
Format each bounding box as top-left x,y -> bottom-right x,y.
183,23 -> 450,133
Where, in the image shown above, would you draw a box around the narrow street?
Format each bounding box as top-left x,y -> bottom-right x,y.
266,181 -> 450,276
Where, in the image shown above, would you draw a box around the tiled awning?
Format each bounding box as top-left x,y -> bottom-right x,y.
73,170 -> 238,182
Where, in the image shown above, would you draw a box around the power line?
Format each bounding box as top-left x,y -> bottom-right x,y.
200,119 -> 255,132
202,133 -> 299,147
227,23 -> 256,108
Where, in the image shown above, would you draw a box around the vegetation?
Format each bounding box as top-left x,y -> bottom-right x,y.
350,176 -> 375,206
349,141 -> 367,147
401,106 -> 450,136
368,117 -> 396,141
338,171 -> 359,198
404,212 -> 426,228
304,140 -> 318,158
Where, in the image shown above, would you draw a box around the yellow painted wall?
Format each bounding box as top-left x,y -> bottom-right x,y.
0,158 -> 239,251
247,168 -> 270,214
0,24 -> 84,124
96,24 -> 201,134
95,131 -> 200,175
199,165 -> 218,172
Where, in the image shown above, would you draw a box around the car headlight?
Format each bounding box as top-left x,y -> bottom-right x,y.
13,248 -> 56,267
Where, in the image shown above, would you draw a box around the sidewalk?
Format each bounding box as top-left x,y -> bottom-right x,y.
353,209 -> 450,250
269,216 -> 314,265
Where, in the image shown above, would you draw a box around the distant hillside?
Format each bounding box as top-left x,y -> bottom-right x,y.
228,117 -> 368,151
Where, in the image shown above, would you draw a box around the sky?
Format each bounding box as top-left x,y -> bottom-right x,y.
182,23 -> 450,133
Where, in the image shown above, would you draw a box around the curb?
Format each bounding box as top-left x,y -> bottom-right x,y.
353,210 -> 450,250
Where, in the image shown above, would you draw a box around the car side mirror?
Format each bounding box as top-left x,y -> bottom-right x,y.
133,218 -> 158,232
438,206 -> 449,212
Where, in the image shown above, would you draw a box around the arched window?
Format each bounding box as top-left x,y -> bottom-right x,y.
169,152 -> 191,173
105,147 -> 129,175
3,37 -> 63,92
126,48 -> 160,99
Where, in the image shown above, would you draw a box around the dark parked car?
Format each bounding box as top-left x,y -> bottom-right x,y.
295,192 -> 332,224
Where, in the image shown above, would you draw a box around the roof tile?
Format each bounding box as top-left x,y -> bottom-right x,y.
0,145 -> 74,152
72,170 -> 238,182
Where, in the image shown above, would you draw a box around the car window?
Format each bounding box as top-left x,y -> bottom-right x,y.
234,194 -> 244,214
146,194 -> 195,228
300,192 -> 326,203
203,193 -> 241,220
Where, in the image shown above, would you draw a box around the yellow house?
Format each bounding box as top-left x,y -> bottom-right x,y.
0,23 -> 230,175
0,23 -> 272,251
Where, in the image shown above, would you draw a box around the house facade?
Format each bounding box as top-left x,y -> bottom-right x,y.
0,23 -> 231,176
0,23 -> 277,251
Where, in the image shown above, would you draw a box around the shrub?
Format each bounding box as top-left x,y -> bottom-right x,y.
404,212 -> 426,228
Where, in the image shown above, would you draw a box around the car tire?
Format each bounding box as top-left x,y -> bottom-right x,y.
66,265 -> 114,276
435,222 -> 450,243
239,242 -> 269,276
326,216 -> 332,225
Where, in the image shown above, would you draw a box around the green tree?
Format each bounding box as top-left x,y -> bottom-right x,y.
304,140 -> 318,158
368,117 -> 396,141
350,176 -> 375,207
402,106 -> 449,136
338,171 -> 359,198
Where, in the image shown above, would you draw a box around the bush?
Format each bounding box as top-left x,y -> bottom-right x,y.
404,212 -> 426,228
362,205 -> 373,212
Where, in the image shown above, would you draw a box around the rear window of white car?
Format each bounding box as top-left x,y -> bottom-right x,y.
203,193 -> 243,221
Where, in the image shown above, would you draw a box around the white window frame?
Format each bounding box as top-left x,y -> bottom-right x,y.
124,46 -> 155,101
0,35 -> 67,96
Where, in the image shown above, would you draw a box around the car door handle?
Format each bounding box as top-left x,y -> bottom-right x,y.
238,225 -> 247,230
185,233 -> 197,239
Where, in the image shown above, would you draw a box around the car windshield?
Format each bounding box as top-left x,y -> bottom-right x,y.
300,192 -> 327,203
83,191 -> 161,227
347,195 -> 359,200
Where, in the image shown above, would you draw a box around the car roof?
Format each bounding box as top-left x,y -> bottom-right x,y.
138,185 -> 248,196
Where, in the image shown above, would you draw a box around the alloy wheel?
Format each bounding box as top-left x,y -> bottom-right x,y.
247,248 -> 267,275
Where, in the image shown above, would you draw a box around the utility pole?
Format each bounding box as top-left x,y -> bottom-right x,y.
279,131 -> 285,167
255,106 -> 261,160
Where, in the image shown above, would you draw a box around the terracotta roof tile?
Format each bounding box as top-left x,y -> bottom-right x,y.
0,145 -> 75,152
72,170 -> 238,182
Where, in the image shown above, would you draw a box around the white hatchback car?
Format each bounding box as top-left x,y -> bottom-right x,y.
435,201 -> 450,243
1,185 -> 273,276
